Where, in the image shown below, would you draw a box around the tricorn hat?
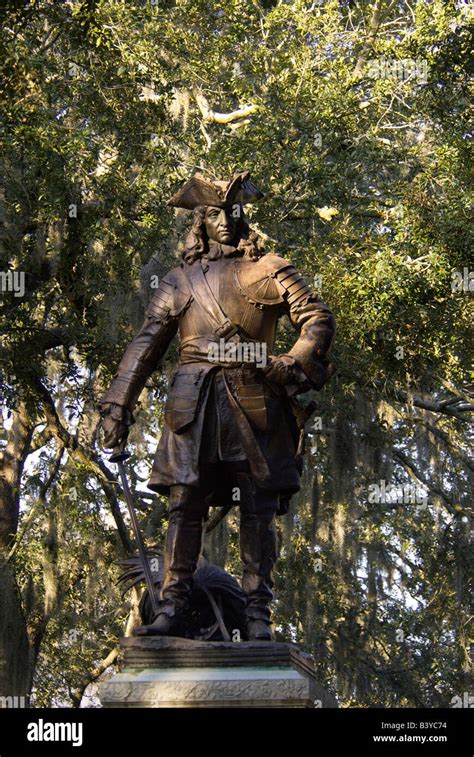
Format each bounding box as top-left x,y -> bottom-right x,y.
167,170 -> 264,210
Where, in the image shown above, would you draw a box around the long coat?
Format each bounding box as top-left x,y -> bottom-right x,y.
100,245 -> 336,501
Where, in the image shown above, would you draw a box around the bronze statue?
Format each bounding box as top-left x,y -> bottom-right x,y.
99,171 -> 336,641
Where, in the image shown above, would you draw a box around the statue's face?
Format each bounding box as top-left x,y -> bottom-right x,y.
204,206 -> 238,245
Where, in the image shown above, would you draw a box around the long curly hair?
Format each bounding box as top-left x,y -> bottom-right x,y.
178,205 -> 265,264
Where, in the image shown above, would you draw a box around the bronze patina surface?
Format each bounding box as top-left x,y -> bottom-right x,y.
99,171 -> 336,641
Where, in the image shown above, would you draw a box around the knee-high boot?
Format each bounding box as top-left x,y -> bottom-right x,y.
240,485 -> 278,639
134,485 -> 207,636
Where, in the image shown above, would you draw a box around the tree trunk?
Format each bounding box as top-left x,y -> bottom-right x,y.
0,404 -> 34,700
0,560 -> 32,700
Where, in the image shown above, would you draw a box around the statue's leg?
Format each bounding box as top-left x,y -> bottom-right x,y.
134,484 -> 208,637
159,484 -> 208,615
239,481 -> 279,641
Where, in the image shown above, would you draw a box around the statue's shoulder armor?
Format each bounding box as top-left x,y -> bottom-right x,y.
146,266 -> 192,321
234,253 -> 311,306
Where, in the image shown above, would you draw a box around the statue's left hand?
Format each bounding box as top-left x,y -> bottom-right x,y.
263,355 -> 335,394
262,355 -> 299,385
262,354 -> 311,391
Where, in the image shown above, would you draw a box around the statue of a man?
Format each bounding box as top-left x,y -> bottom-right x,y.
99,171 -> 336,640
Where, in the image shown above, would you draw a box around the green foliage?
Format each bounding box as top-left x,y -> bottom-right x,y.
0,0 -> 471,707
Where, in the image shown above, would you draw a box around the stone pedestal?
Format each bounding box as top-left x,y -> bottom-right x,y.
99,637 -> 338,708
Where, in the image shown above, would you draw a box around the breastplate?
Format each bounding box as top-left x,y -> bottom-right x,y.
178,256 -> 280,351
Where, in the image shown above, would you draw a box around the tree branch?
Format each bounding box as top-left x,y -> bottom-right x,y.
194,90 -> 258,124
354,0 -> 397,76
7,444 -> 65,562
390,388 -> 473,421
393,450 -> 465,517
28,375 -> 133,553
69,646 -> 120,708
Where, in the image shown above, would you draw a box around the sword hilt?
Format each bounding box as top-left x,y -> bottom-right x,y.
110,442 -> 131,463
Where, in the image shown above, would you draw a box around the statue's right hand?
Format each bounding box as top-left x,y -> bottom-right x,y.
98,402 -> 134,450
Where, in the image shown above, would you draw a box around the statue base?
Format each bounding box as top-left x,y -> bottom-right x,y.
99,636 -> 338,708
